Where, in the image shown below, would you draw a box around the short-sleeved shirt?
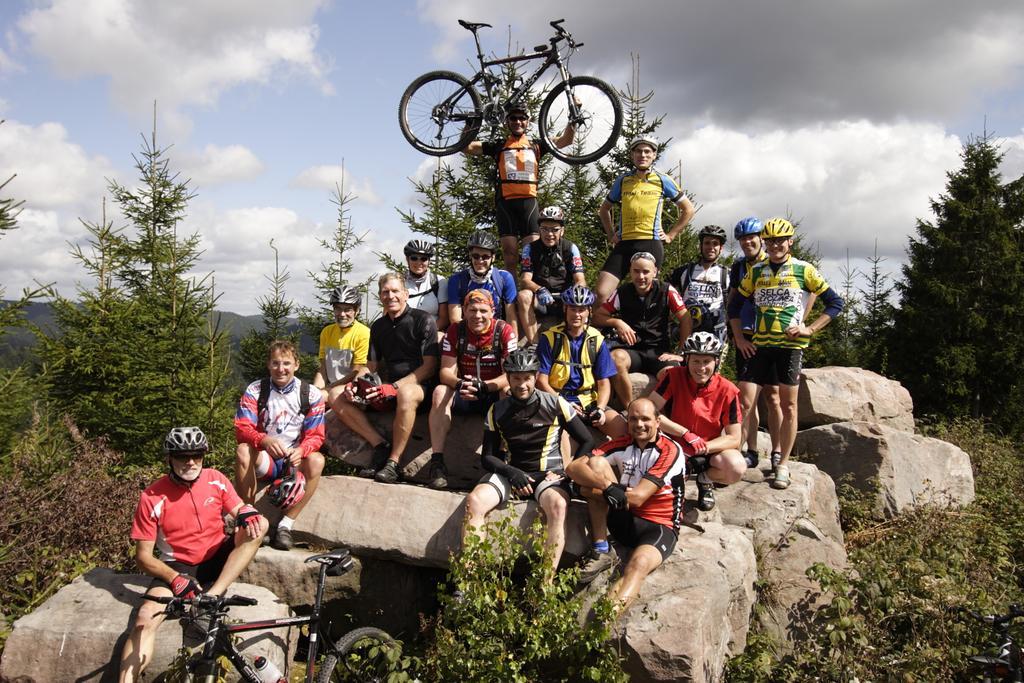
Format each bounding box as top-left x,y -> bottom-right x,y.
485,392 -> 576,472
537,325 -> 616,399
481,135 -> 547,200
737,255 -> 830,349
520,239 -> 584,293
652,370 -> 742,445
130,469 -> 242,565
441,319 -> 517,381
318,320 -> 370,366
592,433 -> 686,530
447,268 -> 518,318
234,377 -> 326,456
368,306 -> 439,382
406,271 -> 448,318
729,251 -> 768,333
606,170 -> 684,241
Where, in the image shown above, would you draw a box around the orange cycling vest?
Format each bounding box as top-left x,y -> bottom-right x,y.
496,135 -> 540,200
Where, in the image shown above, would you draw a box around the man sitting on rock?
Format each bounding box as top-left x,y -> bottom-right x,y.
427,289 -> 517,490
648,332 -> 745,512
119,427 -> 268,683
334,272 -> 440,484
313,285 -> 369,404
462,348 -> 594,580
235,340 -> 326,550
566,398 -> 685,613
593,251 -> 688,409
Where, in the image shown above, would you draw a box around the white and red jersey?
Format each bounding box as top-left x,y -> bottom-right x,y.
130,469 -> 241,565
592,432 -> 686,530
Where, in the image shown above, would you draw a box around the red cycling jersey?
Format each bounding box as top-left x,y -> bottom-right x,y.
130,468 -> 241,565
652,370 -> 741,449
592,433 -> 686,530
441,319 -> 517,381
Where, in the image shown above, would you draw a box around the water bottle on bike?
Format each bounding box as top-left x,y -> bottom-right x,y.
253,655 -> 286,683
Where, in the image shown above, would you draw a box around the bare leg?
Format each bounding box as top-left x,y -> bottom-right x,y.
207,517 -> 270,596
119,586 -> 171,683
737,381 -> 761,456
428,384 -> 455,453
608,545 -> 664,617
234,443 -> 260,503
287,451 -> 324,520
599,410 -> 627,439
516,289 -> 539,345
334,397 -> 386,447
762,385 -> 782,453
538,486 -> 570,573
462,483 -> 501,547
595,270 -> 620,307
390,383 -> 426,462
500,235 -> 520,275
777,384 -> 800,465
609,349 -> 634,409
707,449 -> 745,484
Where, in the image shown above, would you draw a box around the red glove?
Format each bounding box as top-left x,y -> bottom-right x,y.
236,504 -> 262,537
681,431 -> 707,455
170,573 -> 201,600
369,383 -> 398,410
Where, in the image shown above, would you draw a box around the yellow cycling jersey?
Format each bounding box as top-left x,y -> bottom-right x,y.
607,169 -> 684,241
318,321 -> 370,366
738,256 -> 829,349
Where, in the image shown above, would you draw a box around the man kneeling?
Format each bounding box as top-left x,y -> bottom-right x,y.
566,399 -> 684,615
462,348 -> 594,579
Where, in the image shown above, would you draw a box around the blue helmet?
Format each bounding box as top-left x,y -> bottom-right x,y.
734,217 -> 763,239
561,284 -> 596,307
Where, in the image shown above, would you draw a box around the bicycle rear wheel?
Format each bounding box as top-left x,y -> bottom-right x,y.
315,627 -> 396,683
539,75 -> 623,165
399,70 -> 482,156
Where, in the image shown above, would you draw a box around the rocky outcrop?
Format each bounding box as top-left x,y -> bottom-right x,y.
0,568 -> 295,682
795,420 -> 975,517
798,367 -> 915,432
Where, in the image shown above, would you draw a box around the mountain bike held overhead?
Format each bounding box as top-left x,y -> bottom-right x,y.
399,18 -> 623,165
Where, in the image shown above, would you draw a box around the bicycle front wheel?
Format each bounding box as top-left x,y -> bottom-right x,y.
315,627 -> 396,683
399,70 -> 482,156
539,75 -> 623,165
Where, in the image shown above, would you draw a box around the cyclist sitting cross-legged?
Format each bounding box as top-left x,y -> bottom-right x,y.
119,427 -> 268,683
427,289 -> 517,490
464,102 -> 577,275
648,332 -> 746,512
462,348 -> 595,581
447,229 -> 519,329
537,284 -> 626,438
235,340 -> 326,550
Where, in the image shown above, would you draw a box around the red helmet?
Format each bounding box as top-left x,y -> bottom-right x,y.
267,469 -> 306,510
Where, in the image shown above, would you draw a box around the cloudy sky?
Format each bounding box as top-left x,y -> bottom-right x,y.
1,0 -> 1023,314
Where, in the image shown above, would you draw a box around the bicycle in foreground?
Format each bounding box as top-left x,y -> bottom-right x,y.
399,18 -> 622,165
963,604 -> 1024,681
151,548 -> 396,682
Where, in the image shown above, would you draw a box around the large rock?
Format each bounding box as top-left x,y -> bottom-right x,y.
582,523 -> 756,682
798,366 -> 915,431
0,568 -> 295,683
795,420 -> 975,517
715,461 -> 847,646
292,475 -> 591,568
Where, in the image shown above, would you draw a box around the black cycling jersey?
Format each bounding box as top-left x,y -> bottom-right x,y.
482,391 -> 593,473
368,306 -> 439,382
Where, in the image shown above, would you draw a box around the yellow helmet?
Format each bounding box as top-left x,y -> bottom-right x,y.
762,217 -> 795,238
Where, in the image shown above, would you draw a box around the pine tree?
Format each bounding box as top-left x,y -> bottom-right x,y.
239,240 -> 304,380
890,134 -> 1024,432
809,250 -> 861,367
855,242 -> 895,374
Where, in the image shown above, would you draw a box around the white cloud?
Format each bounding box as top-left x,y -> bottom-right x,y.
15,0 -> 332,128
178,144 -> 265,187
291,165 -> 382,206
999,133 -> 1024,182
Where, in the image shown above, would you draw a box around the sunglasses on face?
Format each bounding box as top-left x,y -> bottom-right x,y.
408,255 -> 429,262
170,452 -> 205,462
507,115 -> 528,122
470,253 -> 493,261
764,237 -> 790,246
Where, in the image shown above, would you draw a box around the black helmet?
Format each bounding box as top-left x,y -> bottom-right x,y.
506,101 -> 529,117
503,348 -> 540,373
163,426 -> 209,455
403,239 -> 434,258
561,284 -> 596,307
329,285 -> 361,306
467,229 -> 499,253
698,225 -> 727,245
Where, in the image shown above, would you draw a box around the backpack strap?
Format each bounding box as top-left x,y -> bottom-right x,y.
430,271 -> 439,298
586,333 -> 598,369
492,320 -> 507,356
456,321 -> 469,361
298,378 -> 310,417
257,377 -> 272,420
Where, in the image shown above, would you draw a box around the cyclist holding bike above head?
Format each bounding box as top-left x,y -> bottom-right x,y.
595,136 -> 695,305
119,427 -> 268,683
464,101 -> 578,275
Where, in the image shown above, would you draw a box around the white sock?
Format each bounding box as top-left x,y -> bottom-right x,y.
278,515 -> 295,531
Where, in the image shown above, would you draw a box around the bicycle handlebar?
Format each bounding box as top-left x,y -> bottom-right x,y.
148,594 -> 258,609
963,604 -> 1024,626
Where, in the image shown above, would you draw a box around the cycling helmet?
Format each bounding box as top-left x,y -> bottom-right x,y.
698,225 -> 727,245
506,101 -> 529,117
539,206 -> 566,224
403,239 -> 435,258
467,229 -> 499,253
628,135 -> 659,152
163,426 -> 209,455
267,469 -> 306,510
683,331 -> 724,358
329,285 -> 361,306
734,217 -> 763,239
762,218 -> 796,239
503,348 -> 540,374
561,284 -> 596,307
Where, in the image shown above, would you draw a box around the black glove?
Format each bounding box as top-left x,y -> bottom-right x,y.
471,377 -> 488,396
583,403 -> 603,425
170,573 -> 201,600
603,483 -> 628,510
507,468 -> 532,490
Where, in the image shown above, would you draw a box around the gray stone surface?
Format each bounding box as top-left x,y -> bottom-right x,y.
0,568 -> 295,683
798,366 -> 915,431
795,420 -> 975,517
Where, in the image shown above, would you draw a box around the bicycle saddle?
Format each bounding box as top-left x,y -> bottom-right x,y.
306,548 -> 355,576
458,20 -> 492,31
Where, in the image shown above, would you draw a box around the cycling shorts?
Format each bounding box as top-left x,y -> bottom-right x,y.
150,538 -> 234,592
734,334 -> 757,384
256,452 -> 290,482
479,470 -> 571,505
599,239 -> 665,280
496,196 -> 540,240
750,346 -> 803,386
618,348 -> 680,375
607,508 -> 677,561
